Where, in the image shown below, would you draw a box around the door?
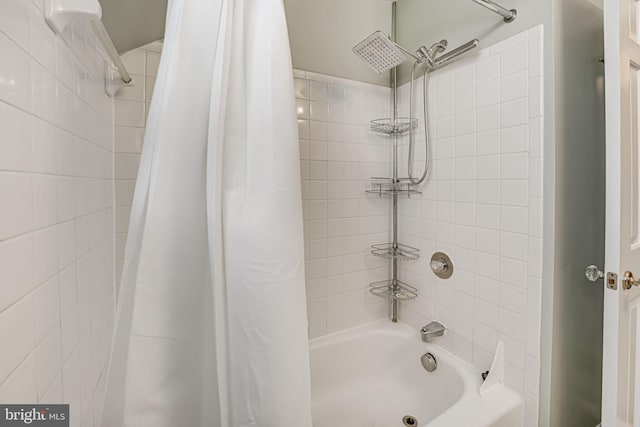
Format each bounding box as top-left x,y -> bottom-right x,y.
602,0 -> 640,425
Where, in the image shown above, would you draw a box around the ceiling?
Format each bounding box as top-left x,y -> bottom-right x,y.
99,0 -> 167,53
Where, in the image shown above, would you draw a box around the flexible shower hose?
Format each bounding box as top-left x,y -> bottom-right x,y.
408,61 -> 431,185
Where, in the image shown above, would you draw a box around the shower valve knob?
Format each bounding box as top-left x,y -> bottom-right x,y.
430,252 -> 453,279
430,260 -> 446,273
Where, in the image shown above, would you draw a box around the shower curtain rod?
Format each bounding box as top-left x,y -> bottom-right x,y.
472,0 -> 517,22
44,0 -> 132,86
90,20 -> 132,84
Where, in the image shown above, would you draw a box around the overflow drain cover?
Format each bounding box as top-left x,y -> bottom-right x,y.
402,415 -> 418,426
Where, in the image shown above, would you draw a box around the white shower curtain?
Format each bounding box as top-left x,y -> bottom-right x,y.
100,0 -> 312,426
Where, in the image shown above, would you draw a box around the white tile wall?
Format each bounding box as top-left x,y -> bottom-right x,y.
109,29 -> 544,426
395,27 -> 544,427
114,56 -> 393,334
113,41 -> 163,290
294,69 -> 395,338
0,1 -> 115,426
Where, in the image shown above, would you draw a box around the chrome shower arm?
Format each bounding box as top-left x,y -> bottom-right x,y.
394,43 -> 422,62
472,0 -> 517,23
432,39 -> 479,69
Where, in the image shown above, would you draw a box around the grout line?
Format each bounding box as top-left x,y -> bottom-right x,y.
0,207 -> 114,244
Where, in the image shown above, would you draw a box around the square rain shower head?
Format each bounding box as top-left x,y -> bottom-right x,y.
353,31 -> 408,73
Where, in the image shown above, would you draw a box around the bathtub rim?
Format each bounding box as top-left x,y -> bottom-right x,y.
309,319 -> 524,427
309,319 -> 482,396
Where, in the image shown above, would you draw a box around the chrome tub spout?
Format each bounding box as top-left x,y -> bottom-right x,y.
421,321 -> 446,342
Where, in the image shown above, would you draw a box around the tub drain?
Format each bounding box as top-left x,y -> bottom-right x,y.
402,415 -> 418,426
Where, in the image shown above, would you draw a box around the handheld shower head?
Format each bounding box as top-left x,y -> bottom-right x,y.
427,40 -> 448,57
352,31 -> 409,73
416,40 -> 449,66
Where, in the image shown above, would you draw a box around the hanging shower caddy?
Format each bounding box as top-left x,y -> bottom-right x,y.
354,0 -> 517,324
366,117 -> 420,321
369,117 -> 418,135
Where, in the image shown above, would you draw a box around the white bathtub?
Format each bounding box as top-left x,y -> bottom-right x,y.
310,320 -> 523,427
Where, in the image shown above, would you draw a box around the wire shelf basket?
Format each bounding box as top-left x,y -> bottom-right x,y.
369,280 -> 418,301
366,177 -> 422,197
370,117 -> 418,135
371,243 -> 420,261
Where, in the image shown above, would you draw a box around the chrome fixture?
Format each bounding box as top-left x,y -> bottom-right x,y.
429,39 -> 479,69
356,36 -> 480,185
366,178 -> 421,197
407,38 -> 478,185
420,353 -> 438,372
421,321 -> 446,342
369,117 -> 418,135
415,39 -> 479,70
357,3 -> 422,323
353,31 -> 419,74
472,0 -> 517,23
416,40 -> 448,67
371,243 -> 420,261
370,279 -> 417,301
353,3 -> 500,322
402,415 -> 419,426
354,31 -> 477,321
430,252 -> 454,279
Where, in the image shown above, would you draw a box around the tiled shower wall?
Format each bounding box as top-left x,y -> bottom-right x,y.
0,1 -> 115,426
113,55 -> 394,334
294,70 -> 394,338
396,27 -> 544,426
112,38 -> 545,424
114,41 -> 162,290
113,48 -> 396,342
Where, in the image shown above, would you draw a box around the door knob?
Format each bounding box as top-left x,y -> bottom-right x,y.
623,271 -> 640,290
585,265 -> 605,282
